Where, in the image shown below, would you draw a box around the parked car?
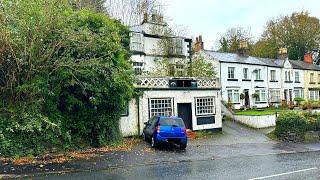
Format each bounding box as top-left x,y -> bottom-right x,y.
142,116 -> 187,150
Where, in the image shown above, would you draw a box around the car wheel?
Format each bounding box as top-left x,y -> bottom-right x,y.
151,137 -> 157,148
179,143 -> 187,150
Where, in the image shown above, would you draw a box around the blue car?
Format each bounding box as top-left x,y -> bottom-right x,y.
142,116 -> 188,150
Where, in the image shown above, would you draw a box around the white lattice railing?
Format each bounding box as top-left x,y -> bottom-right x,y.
136,77 -> 169,88
135,77 -> 218,88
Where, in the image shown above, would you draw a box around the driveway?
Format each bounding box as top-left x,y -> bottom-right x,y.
2,120 -> 320,179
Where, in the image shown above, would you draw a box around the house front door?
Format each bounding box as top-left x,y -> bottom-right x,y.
244,89 -> 250,107
284,89 -> 288,101
178,103 -> 192,130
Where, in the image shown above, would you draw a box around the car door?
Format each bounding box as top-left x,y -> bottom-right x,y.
146,116 -> 157,137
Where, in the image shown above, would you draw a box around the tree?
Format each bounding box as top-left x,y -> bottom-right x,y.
105,0 -> 163,26
0,0 -> 133,156
254,11 -> 320,60
71,0 -> 107,13
217,26 -> 253,53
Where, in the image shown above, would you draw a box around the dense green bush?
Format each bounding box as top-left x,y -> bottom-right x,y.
0,0 -> 133,157
275,111 -> 308,141
275,111 -> 320,141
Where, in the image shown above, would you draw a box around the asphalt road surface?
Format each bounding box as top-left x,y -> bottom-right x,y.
32,151 -> 320,180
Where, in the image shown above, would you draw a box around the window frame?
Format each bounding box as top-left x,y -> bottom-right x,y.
227,89 -> 240,103
149,98 -> 174,118
228,67 -> 235,79
255,69 -> 261,80
243,68 -> 248,79
310,73 -> 315,83
130,32 -> 143,51
270,70 -> 276,81
269,89 -> 281,103
195,97 -> 216,116
294,89 -> 304,98
295,71 -> 300,82
255,89 -> 267,103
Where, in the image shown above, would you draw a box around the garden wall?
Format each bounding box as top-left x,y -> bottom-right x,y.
232,114 -> 277,128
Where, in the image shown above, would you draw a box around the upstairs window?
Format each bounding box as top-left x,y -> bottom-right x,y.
130,33 -> 143,52
132,62 -> 144,75
228,67 -> 235,79
255,69 -> 261,80
295,72 -> 300,82
270,70 -> 276,81
285,71 -> 291,81
310,73 -> 315,83
175,39 -> 183,55
243,68 -> 248,79
318,74 -> 320,83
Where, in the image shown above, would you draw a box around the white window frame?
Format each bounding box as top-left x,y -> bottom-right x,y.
130,33 -> 143,51
269,89 -> 281,102
195,97 -> 216,116
228,67 -> 235,79
255,89 -> 267,103
285,71 -> 291,81
149,98 -> 173,117
294,89 -> 304,98
243,68 -> 248,79
132,62 -> 144,75
310,73 -> 314,83
295,71 -> 300,82
227,89 -> 240,103
255,69 -> 261,80
175,38 -> 183,55
270,70 -> 276,81
309,90 -> 319,100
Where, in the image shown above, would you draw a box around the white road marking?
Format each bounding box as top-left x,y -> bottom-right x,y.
248,167 -> 318,180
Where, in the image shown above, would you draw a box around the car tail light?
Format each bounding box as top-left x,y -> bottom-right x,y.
156,125 -> 160,133
182,127 -> 186,134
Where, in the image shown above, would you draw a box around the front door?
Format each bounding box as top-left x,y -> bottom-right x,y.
178,103 -> 192,130
244,89 -> 250,107
284,89 -> 288,101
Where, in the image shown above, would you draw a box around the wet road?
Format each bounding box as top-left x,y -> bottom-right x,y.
33,151 -> 320,180
3,120 -> 320,179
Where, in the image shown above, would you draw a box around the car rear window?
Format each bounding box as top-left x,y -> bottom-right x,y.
159,118 -> 185,127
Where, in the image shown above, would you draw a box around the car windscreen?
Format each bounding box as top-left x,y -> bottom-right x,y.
159,118 -> 185,127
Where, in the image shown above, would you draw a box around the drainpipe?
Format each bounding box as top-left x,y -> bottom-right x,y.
137,96 -> 141,135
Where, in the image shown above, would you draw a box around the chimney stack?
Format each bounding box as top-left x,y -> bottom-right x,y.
238,41 -> 249,56
278,48 -> 288,60
304,53 -> 313,64
194,35 -> 204,53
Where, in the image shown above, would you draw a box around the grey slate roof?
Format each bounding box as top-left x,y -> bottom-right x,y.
204,50 -> 320,71
289,60 -> 320,71
204,51 -> 282,67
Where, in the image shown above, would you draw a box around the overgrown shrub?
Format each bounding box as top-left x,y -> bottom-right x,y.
275,111 -> 308,141
0,0 -> 133,157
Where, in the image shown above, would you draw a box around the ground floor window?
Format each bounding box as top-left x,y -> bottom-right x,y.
195,97 -> 215,116
309,90 -> 319,100
294,89 -> 304,99
269,89 -> 281,102
255,89 -> 267,103
149,98 -> 173,117
227,89 -> 240,103
132,62 -> 144,75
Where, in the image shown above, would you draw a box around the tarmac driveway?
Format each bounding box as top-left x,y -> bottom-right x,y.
2,120 -> 320,178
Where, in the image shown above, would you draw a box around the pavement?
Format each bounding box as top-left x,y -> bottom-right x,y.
2,120 -> 320,179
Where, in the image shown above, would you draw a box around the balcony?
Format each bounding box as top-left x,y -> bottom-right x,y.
135,77 -> 219,89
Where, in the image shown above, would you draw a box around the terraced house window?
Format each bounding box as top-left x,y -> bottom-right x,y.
270,70 -> 276,81
227,89 -> 240,103
285,71 -> 291,81
196,97 -> 215,116
269,89 -> 280,102
295,72 -> 300,82
228,67 -> 235,79
309,90 -> 319,100
294,89 -> 304,98
132,62 -> 144,75
255,89 -> 267,102
149,98 -> 173,117
255,69 -> 261,80
243,68 -> 248,79
310,73 -> 315,83
318,74 -> 320,83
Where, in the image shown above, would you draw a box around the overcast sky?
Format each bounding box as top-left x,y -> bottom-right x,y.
163,0 -> 320,50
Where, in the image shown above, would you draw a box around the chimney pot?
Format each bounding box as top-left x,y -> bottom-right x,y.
278,47 -> 288,60
304,53 -> 313,64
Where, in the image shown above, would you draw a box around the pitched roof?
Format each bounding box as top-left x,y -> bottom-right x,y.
204,51 -> 282,67
204,50 -> 320,71
289,60 -> 320,71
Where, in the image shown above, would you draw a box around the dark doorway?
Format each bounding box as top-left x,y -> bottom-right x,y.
178,103 -> 192,130
244,89 -> 250,107
284,89 -> 288,101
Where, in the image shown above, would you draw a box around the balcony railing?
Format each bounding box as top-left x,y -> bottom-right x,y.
135,76 -> 219,89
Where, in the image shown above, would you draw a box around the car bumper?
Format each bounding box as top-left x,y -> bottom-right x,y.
155,134 -> 187,144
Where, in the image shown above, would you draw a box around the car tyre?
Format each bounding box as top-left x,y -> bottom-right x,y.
179,143 -> 187,150
151,137 -> 157,148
